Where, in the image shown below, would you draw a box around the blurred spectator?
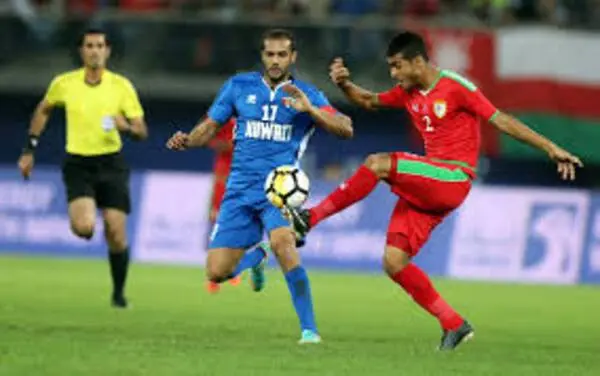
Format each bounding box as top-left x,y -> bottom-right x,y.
171,0 -> 239,17
511,0 -> 538,20
509,0 -> 564,23
41,0 -> 597,29
238,0 -> 276,14
470,0 -> 512,24
119,0 -> 166,12
589,0 -> 600,28
67,0 -> 98,15
404,0 -> 441,18
287,0 -> 309,16
304,0 -> 329,19
563,0 -> 600,28
1,0 -> 594,34
330,0 -> 378,16
265,0 -> 313,17
6,0 -> 59,42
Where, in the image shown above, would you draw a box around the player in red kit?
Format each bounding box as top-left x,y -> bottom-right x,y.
287,32 -> 583,350
205,118 -> 242,293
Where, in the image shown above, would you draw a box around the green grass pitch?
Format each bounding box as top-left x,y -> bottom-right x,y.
1,255 -> 599,376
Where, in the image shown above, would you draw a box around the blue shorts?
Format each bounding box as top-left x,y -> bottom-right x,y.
208,188 -> 289,250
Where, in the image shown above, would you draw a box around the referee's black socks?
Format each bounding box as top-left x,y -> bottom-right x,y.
109,248 -> 130,299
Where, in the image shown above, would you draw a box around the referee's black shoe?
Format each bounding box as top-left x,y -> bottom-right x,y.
111,294 -> 128,309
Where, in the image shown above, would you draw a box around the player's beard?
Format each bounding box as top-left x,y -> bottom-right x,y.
267,67 -> 288,84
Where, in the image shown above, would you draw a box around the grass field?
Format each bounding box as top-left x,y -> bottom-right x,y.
1,255 -> 599,376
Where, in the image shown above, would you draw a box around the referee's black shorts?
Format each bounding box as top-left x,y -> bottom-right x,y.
61,152 -> 131,214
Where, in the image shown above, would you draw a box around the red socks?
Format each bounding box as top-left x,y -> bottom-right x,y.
391,264 -> 464,331
309,165 -> 379,227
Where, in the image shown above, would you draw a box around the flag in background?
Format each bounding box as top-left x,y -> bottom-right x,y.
425,27 -> 600,162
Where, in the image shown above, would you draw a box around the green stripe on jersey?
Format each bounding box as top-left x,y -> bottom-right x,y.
441,70 -> 477,92
489,110 -> 500,122
397,160 -> 470,182
430,158 -> 477,173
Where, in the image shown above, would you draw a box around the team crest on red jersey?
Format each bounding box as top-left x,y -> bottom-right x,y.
433,99 -> 447,119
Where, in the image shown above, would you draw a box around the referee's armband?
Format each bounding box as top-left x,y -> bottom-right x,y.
22,135 -> 39,154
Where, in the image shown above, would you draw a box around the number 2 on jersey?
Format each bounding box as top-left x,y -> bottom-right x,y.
423,115 -> 434,132
262,105 -> 278,122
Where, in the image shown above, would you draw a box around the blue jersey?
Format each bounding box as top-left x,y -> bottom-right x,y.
207,72 -> 334,191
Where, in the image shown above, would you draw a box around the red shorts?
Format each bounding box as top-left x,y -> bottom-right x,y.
385,152 -> 473,256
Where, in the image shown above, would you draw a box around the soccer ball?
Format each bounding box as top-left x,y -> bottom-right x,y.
264,165 -> 310,209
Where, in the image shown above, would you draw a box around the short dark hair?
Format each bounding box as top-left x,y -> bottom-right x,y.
386,31 -> 428,61
261,28 -> 296,51
78,28 -> 110,47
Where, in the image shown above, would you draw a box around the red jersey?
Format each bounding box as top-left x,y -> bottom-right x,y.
209,119 -> 235,177
208,119 -> 234,217
378,70 -> 498,174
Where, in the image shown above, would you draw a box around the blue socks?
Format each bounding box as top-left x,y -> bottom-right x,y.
285,266 -> 317,332
229,246 -> 266,279
227,248 -> 318,333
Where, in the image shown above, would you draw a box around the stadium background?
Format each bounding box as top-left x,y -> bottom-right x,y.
1,0 -> 599,284
1,2 -> 600,375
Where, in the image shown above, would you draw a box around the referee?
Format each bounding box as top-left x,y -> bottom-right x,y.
17,29 -> 148,308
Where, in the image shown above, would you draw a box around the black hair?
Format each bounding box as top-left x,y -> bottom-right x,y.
261,28 -> 296,51
78,28 -> 110,47
386,31 -> 428,61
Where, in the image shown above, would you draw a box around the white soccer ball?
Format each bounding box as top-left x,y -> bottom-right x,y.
264,165 -> 310,209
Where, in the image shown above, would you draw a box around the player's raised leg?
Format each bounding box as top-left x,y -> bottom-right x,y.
205,200 -> 256,284
288,152 -> 391,238
206,136 -> 242,292
383,235 -> 473,351
205,210 -> 243,293
207,198 -> 269,291
205,217 -> 221,294
226,242 -> 269,292
205,224 -> 265,290
205,247 -> 247,283
103,208 -> 131,308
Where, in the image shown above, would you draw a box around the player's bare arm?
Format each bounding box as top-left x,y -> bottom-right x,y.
491,111 -> 583,180
306,104 -> 353,139
114,115 -> 148,141
166,117 -> 220,151
283,84 -> 353,139
330,58 -> 381,111
17,99 -> 54,179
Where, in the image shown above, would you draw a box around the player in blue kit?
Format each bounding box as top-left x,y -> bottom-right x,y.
166,29 -> 353,343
